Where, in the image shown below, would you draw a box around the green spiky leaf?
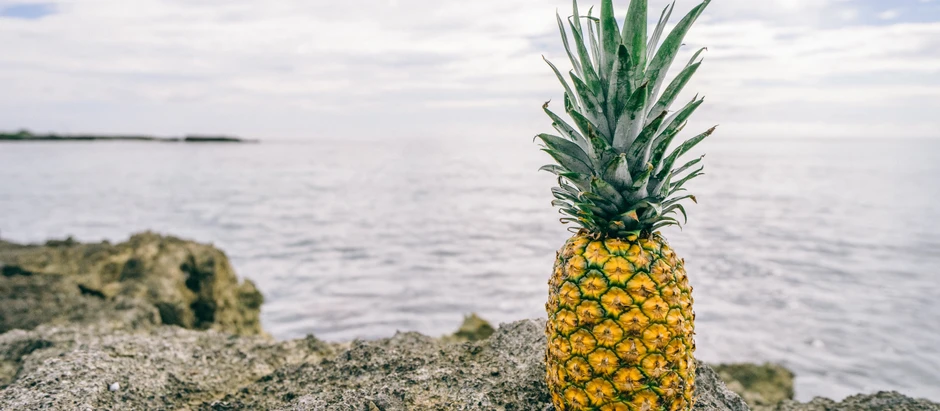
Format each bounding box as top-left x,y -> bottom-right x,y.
552,187 -> 580,202
687,46 -> 708,66
599,0 -> 621,79
622,0 -> 648,83
539,0 -> 713,236
647,2 -> 675,61
590,176 -> 626,207
543,57 -> 579,113
649,62 -> 701,121
543,148 -> 593,176
664,203 -> 688,224
630,163 -> 654,190
603,153 -> 633,190
606,44 -> 634,132
651,216 -> 682,231
543,102 -> 592,157
628,109 -> 668,170
613,81 -> 648,150
645,0 -> 710,103
663,194 -> 697,208
670,166 -> 704,191
637,201 -> 663,221
559,171 -> 594,192
539,164 -> 567,175
557,12 -> 583,77
569,109 -> 612,154
673,155 -> 704,177
656,125 -> 716,180
586,8 -> 602,81
662,96 -> 703,133
571,74 -> 608,136
568,10 -> 603,96
536,133 -> 592,166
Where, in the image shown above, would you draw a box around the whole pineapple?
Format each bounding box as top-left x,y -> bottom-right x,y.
540,1 -> 714,410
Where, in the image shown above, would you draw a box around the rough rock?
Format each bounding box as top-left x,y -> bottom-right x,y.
694,363 -> 754,411
205,319 -> 749,411
205,319 -> 553,411
0,317 -> 750,411
0,321 -> 335,409
2,313 -> 936,411
0,232 -> 263,335
772,392 -> 940,411
0,271 -> 163,336
713,363 -> 794,409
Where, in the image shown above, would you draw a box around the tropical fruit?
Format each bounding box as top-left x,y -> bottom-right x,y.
539,1 -> 714,410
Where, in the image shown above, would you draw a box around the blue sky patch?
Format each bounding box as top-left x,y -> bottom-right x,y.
847,0 -> 940,25
0,3 -> 56,20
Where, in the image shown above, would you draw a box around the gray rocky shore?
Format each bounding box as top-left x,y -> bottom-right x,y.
1,233 -> 936,410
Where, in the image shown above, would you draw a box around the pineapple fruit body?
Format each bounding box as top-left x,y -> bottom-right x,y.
546,233 -> 695,410
535,0 -> 713,408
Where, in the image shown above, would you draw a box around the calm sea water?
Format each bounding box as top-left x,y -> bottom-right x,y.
0,138 -> 938,401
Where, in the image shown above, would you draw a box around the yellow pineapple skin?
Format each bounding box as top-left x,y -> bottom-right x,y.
546,233 -> 695,411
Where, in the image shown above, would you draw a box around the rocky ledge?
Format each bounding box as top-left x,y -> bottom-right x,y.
0,232 -> 263,336
1,234 -> 937,410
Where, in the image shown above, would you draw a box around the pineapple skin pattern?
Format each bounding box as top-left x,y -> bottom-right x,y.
546,233 -> 694,411
536,0 -> 713,408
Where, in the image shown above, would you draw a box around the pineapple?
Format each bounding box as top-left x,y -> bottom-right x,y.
539,1 -> 714,410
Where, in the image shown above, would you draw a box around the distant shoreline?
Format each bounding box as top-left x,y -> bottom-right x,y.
0,131 -> 258,143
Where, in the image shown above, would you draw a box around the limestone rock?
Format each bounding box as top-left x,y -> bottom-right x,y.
5,313 -> 935,411
0,322 -> 335,409
772,391 -> 940,411
714,363 -> 794,409
0,232 -> 263,335
0,318 -> 753,410
695,363 -> 753,411
206,319 -> 749,411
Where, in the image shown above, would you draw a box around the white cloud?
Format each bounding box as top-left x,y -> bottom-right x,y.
838,8 -> 859,21
0,0 -> 939,139
879,9 -> 901,20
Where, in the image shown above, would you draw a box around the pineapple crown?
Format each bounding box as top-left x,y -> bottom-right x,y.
539,0 -> 716,238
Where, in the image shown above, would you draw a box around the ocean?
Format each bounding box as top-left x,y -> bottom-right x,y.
0,137 -> 938,401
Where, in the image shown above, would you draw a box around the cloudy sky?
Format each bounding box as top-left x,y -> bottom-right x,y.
1,0 -> 939,140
